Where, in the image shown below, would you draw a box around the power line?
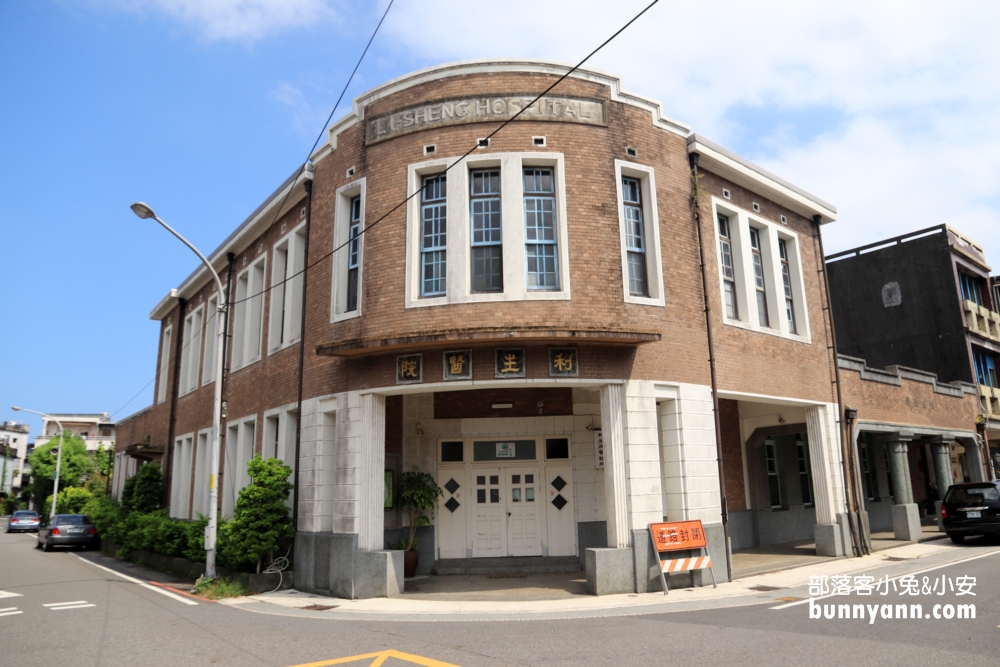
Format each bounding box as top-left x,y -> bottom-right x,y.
227,0 -> 660,308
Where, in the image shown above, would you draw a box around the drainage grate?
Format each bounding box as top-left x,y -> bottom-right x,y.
749,585 -> 785,592
302,604 -> 336,611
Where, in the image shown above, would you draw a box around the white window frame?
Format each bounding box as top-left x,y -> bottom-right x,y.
711,196 -> 811,342
169,432 -> 194,519
231,255 -> 267,371
178,305 -> 204,396
201,290 -> 224,386
404,152 -> 571,309
331,177 -> 366,322
192,428 -> 211,518
268,221 -> 307,354
614,160 -> 665,307
223,414 -> 257,518
156,324 -> 172,404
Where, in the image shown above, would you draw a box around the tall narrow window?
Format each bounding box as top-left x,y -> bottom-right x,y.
232,257 -> 265,369
718,214 -> 738,319
859,442 -> 875,501
524,168 -> 558,290
179,308 -> 203,395
347,196 -> 361,312
157,326 -> 172,404
884,447 -> 895,499
960,272 -> 983,305
269,228 -> 305,351
421,174 -> 447,296
622,176 -> 647,296
765,439 -> 781,507
202,293 -> 220,385
779,238 -> 797,334
974,347 -> 997,388
796,438 -> 813,506
470,169 -> 503,292
750,228 -> 770,327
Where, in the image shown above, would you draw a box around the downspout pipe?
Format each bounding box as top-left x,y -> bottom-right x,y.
162,297 -> 186,509
814,215 -> 864,557
292,173 -> 314,532
217,252 -> 236,514
688,152 -> 733,582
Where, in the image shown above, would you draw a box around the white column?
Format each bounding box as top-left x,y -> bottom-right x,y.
357,393 -> 386,551
600,384 -> 631,548
658,383 -> 721,523
623,381 -> 663,530
805,404 -> 843,525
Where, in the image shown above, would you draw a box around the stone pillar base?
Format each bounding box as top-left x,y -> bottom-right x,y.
814,522 -> 843,557
586,547 -> 634,595
293,532 -> 403,599
935,500 -> 945,532
892,503 -> 921,541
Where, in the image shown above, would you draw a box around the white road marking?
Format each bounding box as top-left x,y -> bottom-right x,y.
74,555 -> 198,606
769,547 -> 1000,610
44,601 -> 88,607
49,604 -> 96,610
0,591 -> 23,599
0,609 -> 23,617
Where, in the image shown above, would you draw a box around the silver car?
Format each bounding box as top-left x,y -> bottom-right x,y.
6,510 -> 40,533
37,514 -> 99,551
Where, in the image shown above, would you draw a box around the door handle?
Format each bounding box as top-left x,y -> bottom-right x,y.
507,512 -> 511,517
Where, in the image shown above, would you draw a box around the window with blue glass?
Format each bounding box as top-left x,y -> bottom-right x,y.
347,196 -> 361,312
973,347 -> 997,388
523,168 -> 558,290
420,174 -> 447,297
470,169 -> 503,292
960,272 -> 983,306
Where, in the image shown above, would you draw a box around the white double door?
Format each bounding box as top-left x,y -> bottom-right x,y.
473,467 -> 542,558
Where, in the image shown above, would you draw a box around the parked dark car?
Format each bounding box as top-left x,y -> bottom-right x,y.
36,514 -> 99,551
941,482 -> 1000,544
6,510 -> 40,533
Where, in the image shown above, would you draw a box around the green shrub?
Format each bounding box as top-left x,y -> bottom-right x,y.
42,486 -> 95,517
182,516 -> 209,562
126,464 -> 162,513
219,456 -> 293,573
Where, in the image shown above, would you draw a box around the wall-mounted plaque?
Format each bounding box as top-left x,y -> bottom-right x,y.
495,348 -> 526,379
396,354 -> 423,385
548,347 -> 578,377
443,349 -> 472,381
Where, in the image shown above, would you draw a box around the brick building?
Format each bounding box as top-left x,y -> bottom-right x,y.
114,60 -> 979,598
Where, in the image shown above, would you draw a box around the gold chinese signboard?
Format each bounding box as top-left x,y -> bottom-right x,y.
494,348 -> 526,379
548,347 -> 578,377
442,349 -> 472,381
396,354 -> 423,385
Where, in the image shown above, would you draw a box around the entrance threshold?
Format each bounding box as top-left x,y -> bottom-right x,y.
432,556 -> 581,576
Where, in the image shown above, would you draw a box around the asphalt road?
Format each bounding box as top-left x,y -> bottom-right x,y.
2,527 -> 999,667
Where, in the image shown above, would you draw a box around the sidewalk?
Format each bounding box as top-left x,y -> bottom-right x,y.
226,540 -> 996,621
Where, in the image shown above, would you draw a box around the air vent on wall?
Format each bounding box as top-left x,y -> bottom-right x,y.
346,166 -> 356,178
533,136 -> 546,147
626,146 -> 638,157
722,188 -> 731,200
780,215 -> 788,225
752,202 -> 761,212
424,144 -> 437,155
477,138 -> 490,148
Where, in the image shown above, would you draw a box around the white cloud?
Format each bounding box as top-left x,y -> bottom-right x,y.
108,0 -> 340,41
380,0 -> 1000,266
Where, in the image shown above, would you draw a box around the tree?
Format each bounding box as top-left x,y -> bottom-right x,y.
123,463 -> 162,514
27,434 -> 93,508
43,486 -> 94,517
397,467 -> 443,551
219,456 -> 293,573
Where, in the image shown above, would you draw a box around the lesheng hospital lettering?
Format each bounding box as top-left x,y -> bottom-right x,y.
366,95 -> 605,144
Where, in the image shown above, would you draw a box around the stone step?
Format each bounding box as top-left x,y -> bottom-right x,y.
432,556 -> 582,575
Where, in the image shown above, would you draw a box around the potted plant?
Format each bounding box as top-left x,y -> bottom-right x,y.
393,467 -> 443,578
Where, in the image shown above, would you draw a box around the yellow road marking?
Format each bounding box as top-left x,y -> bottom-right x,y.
288,649 -> 461,667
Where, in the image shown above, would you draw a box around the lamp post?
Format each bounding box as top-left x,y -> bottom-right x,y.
131,202 -> 226,578
12,407 -> 63,519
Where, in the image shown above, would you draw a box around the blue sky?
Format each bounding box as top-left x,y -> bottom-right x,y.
2,1 -> 998,439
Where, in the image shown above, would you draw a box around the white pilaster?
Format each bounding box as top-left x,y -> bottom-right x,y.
600,383 -> 631,548
624,381 -> 663,530
659,383 -> 721,523
805,403 -> 844,525
357,393 -> 386,551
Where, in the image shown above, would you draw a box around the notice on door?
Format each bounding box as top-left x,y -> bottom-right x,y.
496,442 -> 516,458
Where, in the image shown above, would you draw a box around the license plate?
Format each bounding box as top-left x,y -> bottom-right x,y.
966,511 -> 981,518
67,527 -> 84,534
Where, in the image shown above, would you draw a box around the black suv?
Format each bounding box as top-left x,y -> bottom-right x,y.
941,482 -> 1000,544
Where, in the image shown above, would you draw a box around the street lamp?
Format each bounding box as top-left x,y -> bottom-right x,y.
12,407 -> 64,520
131,201 -> 226,578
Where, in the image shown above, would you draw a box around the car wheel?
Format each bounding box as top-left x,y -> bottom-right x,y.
35,539 -> 42,549
949,533 -> 965,545
43,540 -> 52,552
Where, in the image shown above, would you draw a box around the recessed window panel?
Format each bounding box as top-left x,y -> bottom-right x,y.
526,488 -> 534,502
441,441 -> 464,462
545,438 -> 569,459
490,489 -> 500,503
489,475 -> 499,485
477,489 -> 486,503
477,476 -> 486,485
512,474 -> 521,483
512,488 -> 521,502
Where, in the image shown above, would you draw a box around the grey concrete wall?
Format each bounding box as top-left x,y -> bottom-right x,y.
864,497 -> 893,532
293,531 -> 402,599
383,525 -> 434,575
728,505 -> 817,549
577,520 -> 607,567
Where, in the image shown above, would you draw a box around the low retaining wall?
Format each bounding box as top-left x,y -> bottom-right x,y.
100,541 -> 294,593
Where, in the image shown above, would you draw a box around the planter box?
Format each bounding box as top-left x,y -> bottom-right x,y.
100,540 -> 293,593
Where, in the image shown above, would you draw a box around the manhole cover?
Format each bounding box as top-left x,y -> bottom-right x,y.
302,604 -> 336,611
884,556 -> 908,562
749,585 -> 784,592
486,574 -> 527,579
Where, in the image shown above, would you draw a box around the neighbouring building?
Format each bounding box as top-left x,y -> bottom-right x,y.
0,421 -> 31,493
827,225 -> 997,540
114,60 -> 981,598
33,413 -> 116,454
